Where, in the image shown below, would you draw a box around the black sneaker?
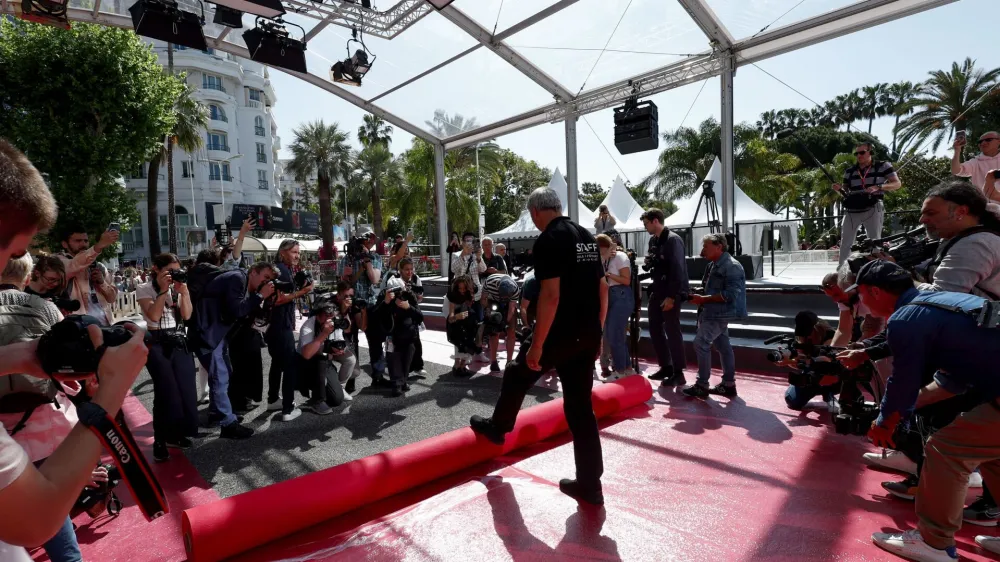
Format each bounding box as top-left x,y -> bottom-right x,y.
490,361 -> 501,373
370,377 -> 390,388
220,422 -> 254,440
390,386 -> 404,398
558,479 -> 604,506
600,369 -> 612,379
453,367 -> 474,378
707,383 -> 737,398
470,415 -> 506,446
153,442 -> 169,462
647,368 -> 671,381
662,371 -> 687,387
402,383 -> 411,392
882,475 -> 919,501
344,378 -> 356,394
166,437 -> 193,450
963,495 -> 1000,526
207,413 -> 244,426
681,384 -> 709,399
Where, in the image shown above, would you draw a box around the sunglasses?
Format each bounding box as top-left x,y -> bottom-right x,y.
980,138 -> 999,144
854,150 -> 869,156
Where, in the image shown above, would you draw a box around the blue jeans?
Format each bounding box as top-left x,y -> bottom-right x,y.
43,516 -> 81,562
604,285 -> 633,371
198,339 -> 237,426
784,385 -> 837,410
694,319 -> 735,387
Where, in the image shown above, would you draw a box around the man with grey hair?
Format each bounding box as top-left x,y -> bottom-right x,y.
953,130 -> 1000,202
479,237 -> 506,282
471,187 -> 610,505
682,234 -> 747,398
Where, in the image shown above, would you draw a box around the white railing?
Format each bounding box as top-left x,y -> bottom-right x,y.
111,291 -> 141,323
247,100 -> 263,109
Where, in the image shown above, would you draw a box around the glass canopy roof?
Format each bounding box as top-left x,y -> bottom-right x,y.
49,0 -> 954,146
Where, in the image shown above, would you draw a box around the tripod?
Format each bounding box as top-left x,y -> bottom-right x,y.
691,180 -> 722,234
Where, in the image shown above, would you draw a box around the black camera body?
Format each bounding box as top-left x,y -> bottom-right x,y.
271,279 -> 295,293
168,269 -> 188,283
764,333 -> 875,407
37,316 -> 136,375
294,269 -> 313,290
483,302 -> 507,334
345,236 -> 371,262
834,400 -> 880,436
850,226 -> 939,273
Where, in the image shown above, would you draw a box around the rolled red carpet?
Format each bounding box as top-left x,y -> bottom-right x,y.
182,375 -> 652,562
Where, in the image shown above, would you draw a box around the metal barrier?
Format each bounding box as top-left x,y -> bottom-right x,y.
110,291 -> 140,323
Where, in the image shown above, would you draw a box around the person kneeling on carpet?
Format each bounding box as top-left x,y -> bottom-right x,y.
374,277 -> 423,397
446,275 -> 481,378
298,295 -> 357,415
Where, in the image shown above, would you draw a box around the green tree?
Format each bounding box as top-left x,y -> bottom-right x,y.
163,80 -> 207,254
425,110 -> 479,137
859,83 -> 890,134
884,81 -> 919,156
357,113 -> 393,148
0,20 -> 179,249
281,189 -> 294,209
884,155 -> 953,220
482,149 -> 550,233
355,143 -> 402,239
286,121 -> 352,255
627,184 -> 677,216
579,182 -> 606,211
896,58 -> 1000,153
770,127 -> 888,168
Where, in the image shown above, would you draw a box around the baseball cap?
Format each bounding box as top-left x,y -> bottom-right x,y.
844,259 -> 911,292
794,310 -> 820,338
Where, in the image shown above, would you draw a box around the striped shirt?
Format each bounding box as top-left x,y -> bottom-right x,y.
841,161 -> 897,212
482,274 -> 520,302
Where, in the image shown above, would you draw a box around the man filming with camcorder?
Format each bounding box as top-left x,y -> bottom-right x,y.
846,260 -> 1000,562
298,295 -> 357,415
0,139 -> 152,560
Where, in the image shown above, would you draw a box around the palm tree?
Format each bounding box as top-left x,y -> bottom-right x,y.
166,79 -> 207,254
883,81 -> 918,157
859,83 -> 890,134
286,120 -> 352,255
757,110 -> 780,139
896,59 -> 1000,153
425,110 -> 479,137
357,113 -> 393,148
355,142 -> 402,239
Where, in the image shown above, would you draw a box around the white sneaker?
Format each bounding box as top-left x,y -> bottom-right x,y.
280,408 -> 302,422
342,392 -> 353,402
969,471 -> 983,488
474,353 -> 489,363
267,399 -> 283,411
872,529 -> 958,562
826,397 -> 840,415
605,371 -> 628,382
863,449 -> 918,475
976,535 -> 1000,554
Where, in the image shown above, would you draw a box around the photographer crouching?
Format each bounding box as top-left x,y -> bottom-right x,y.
135,254 -> 198,462
298,295 -> 356,415
846,260 -> 1000,562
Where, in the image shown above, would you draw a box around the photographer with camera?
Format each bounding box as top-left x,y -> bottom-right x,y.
844,261 -> 1000,562
136,253 -> 198,462
596,233 -> 633,380
219,217 -> 254,271
594,205 -> 617,235
480,273 -> 520,374
480,237 -> 507,280
265,240 -> 314,422
451,232 -> 487,316
0,139 -> 152,560
446,275 -> 481,378
952,131 -> 1000,202
191,262 -> 279,439
341,229 -> 387,384
394,258 -> 427,377
641,208 -> 689,385
832,142 -> 902,264
779,310 -> 842,412
58,224 -> 119,326
374,277 -> 423,397
682,234 -> 747,399
387,231 -> 413,272
298,295 -> 357,415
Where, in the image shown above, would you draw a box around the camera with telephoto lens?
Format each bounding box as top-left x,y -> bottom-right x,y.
850,226 -> 939,273
323,314 -> 351,353
294,269 -> 313,290
167,269 -> 188,283
271,279 -> 295,293
37,315 -> 137,375
834,399 -> 880,436
345,235 -> 371,263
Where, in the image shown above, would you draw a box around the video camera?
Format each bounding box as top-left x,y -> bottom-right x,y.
764,333 -> 880,436
345,235 -> 371,262
849,226 -> 938,273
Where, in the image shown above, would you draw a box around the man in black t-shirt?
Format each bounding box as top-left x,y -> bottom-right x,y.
471,187 -> 609,505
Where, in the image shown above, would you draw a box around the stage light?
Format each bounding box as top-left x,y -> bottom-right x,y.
329,26 -> 375,87
242,18 -> 307,73
129,0 -> 207,51
14,0 -> 70,29
213,5 -> 243,28
210,0 -> 282,19
427,0 -> 455,9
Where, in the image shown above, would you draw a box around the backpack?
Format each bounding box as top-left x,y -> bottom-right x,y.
186,263 -> 227,307
0,295 -> 61,435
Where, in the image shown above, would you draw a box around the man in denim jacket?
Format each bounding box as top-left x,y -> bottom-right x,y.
682,234 -> 747,399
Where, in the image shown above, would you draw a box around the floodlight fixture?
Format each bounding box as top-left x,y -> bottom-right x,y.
242,18 -> 307,73
209,0 -> 283,19
129,0 -> 208,51
213,4 -> 243,27
14,0 -> 70,29
329,25 -> 376,87
426,0 -> 455,9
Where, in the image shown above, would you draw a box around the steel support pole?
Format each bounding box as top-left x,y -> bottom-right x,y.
565,117 -> 579,223
434,143 -> 449,278
720,54 -> 736,233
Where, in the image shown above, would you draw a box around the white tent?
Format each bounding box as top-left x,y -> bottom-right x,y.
489,168 -> 597,240
598,176 -> 646,232
663,158 -> 798,255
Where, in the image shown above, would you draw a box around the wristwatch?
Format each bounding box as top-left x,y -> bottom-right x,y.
76,401 -> 113,432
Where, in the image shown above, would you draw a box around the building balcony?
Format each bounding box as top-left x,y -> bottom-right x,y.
209,174 -> 234,182
247,100 -> 263,110
255,126 -> 266,137
258,180 -> 269,190
203,82 -> 226,93
206,143 -> 229,152
210,113 -> 229,123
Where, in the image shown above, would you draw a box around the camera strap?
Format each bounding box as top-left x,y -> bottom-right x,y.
903,300 -> 1000,329
78,405 -> 168,521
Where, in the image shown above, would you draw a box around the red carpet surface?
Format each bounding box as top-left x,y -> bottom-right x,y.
31,369 -> 1000,562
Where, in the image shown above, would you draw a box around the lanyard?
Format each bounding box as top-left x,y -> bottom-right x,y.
857,164 -> 873,189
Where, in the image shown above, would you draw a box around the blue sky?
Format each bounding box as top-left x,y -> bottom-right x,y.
269,0 -> 997,194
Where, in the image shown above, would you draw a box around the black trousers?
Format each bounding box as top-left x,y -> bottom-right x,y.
410,336 -> 424,372
146,335 -> 199,443
491,333 -> 604,487
228,323 -> 263,404
388,340 -> 416,389
647,292 -> 686,372
365,328 -> 387,379
265,328 -> 298,414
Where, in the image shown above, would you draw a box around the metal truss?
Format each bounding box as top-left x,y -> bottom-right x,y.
280,0 -> 431,40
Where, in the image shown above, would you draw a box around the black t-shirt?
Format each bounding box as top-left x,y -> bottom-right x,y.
267,262 -> 296,334
532,216 -> 604,343
480,253 -> 507,281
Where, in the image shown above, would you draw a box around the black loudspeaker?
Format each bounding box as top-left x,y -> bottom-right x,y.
614,100 -> 659,155
213,5 -> 243,28
243,27 -> 307,73
129,0 -> 207,51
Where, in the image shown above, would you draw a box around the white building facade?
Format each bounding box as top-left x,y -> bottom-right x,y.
121,42 -> 282,260
277,158 -> 317,211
